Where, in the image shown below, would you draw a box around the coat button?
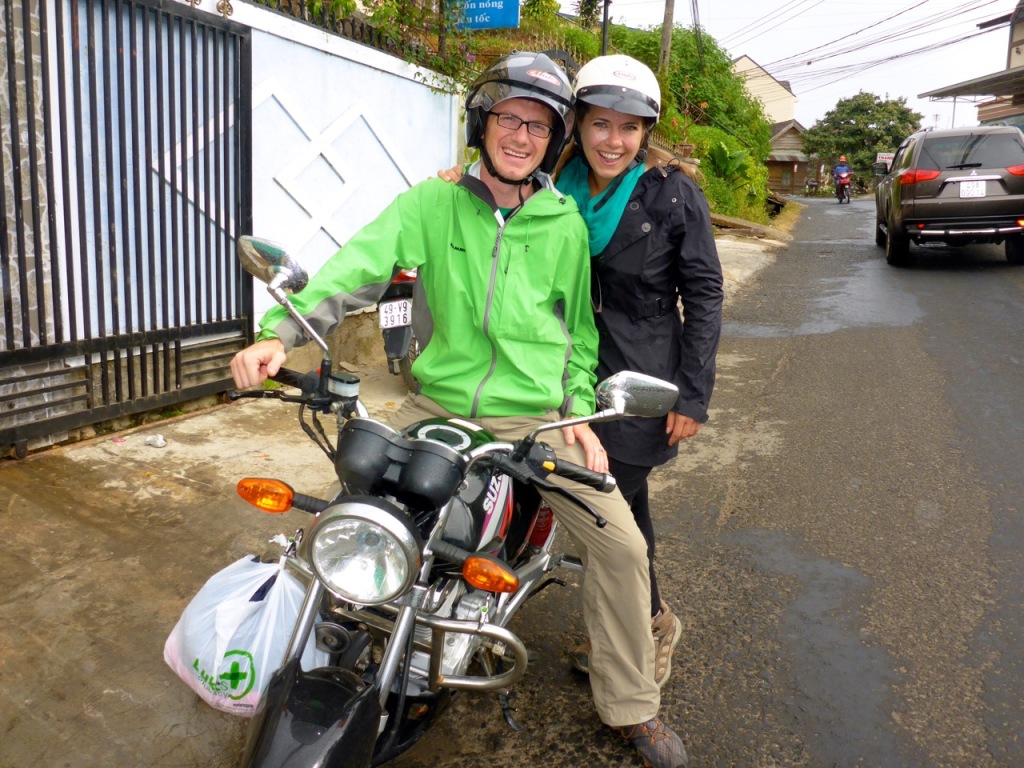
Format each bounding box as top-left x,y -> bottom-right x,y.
641,222 -> 652,233
629,202 -> 640,210
671,197 -> 678,203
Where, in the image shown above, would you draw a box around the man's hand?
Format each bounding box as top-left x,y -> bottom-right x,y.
562,423 -> 609,473
230,338 -> 287,389
666,411 -> 701,446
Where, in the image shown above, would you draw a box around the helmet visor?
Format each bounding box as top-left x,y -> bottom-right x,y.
576,84 -> 659,119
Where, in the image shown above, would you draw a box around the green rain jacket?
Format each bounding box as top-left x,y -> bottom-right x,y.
257,165 -> 599,419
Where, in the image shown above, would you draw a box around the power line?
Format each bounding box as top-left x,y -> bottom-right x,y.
765,0 -> 1001,71
726,0 -> 831,50
784,26 -> 998,94
719,0 -> 819,46
763,0 -> 935,68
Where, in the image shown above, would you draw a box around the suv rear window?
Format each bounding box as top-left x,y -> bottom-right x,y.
918,132 -> 1024,170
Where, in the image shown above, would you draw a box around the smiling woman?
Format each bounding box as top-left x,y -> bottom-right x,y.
552,56 -> 724,713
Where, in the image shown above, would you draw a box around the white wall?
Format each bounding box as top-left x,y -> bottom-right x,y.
202,2 -> 463,320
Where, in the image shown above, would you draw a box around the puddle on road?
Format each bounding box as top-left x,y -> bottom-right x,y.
727,259 -> 924,338
725,527 -> 916,767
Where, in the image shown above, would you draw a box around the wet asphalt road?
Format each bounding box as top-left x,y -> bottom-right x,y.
393,196 -> 1024,768
3,196 -> 1022,768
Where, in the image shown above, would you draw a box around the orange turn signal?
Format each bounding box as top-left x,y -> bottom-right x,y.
237,477 -> 295,513
462,554 -> 520,594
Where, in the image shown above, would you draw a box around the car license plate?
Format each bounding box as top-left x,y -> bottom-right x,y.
379,298 -> 412,329
959,180 -> 986,198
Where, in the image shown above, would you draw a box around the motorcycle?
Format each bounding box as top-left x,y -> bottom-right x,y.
379,268 -> 420,392
229,236 -> 678,768
835,171 -> 852,204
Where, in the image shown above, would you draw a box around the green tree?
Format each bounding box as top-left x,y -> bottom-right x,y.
522,0 -> 560,23
803,91 -> 922,179
575,0 -> 601,29
609,25 -> 772,162
605,24 -> 771,219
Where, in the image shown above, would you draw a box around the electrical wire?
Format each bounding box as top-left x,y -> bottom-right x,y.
725,0 -> 829,51
718,0 -> 818,45
784,26 -> 999,93
765,0 -> 1001,71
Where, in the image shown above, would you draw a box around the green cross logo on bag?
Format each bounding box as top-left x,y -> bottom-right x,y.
193,649 -> 257,700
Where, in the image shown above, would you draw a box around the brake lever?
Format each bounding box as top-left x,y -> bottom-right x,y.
531,476 -> 607,528
228,389 -> 285,401
490,454 -> 607,528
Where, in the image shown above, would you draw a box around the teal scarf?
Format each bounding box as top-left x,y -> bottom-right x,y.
558,156 -> 645,257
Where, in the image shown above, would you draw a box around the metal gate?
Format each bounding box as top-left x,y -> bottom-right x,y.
1,0 -> 252,457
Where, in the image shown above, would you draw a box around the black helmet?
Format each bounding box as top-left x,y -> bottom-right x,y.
465,51 -> 575,174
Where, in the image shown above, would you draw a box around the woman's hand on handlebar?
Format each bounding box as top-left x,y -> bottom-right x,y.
231,338 -> 287,389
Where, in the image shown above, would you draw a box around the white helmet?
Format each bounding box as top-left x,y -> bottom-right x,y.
574,55 -> 661,121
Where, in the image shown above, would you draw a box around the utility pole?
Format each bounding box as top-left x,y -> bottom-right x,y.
601,0 -> 611,54
658,0 -> 675,73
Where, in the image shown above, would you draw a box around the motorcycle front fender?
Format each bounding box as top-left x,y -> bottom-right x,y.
241,658 -> 381,768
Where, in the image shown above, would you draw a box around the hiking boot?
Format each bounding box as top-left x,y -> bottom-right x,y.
571,607 -> 682,685
615,718 -> 688,768
571,639 -> 591,674
651,606 -> 683,687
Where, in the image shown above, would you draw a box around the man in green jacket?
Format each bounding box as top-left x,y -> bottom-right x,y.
230,52 -> 688,768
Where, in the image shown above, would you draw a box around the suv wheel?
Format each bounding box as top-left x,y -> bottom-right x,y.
1006,236 -> 1024,265
885,216 -> 912,267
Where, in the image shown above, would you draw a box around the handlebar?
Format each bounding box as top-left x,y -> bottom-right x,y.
227,366 -> 320,402
270,367 -> 320,395
549,457 -> 617,493
227,367 -> 350,419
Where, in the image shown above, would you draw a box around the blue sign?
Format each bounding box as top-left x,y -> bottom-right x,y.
459,0 -> 520,30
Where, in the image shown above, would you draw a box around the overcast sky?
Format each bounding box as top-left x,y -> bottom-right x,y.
568,0 -> 1014,129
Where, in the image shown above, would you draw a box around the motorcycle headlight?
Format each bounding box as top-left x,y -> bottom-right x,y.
310,497 -> 422,605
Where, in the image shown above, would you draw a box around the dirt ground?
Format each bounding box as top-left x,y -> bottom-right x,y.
0,229 -> 783,768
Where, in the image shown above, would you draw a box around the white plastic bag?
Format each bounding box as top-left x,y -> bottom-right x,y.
163,555 -> 328,717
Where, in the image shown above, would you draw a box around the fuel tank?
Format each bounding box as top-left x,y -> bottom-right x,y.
400,418 -> 513,552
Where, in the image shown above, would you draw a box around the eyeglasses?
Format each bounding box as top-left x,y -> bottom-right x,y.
491,112 -> 553,139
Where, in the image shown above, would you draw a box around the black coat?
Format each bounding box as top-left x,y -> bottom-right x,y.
590,163 -> 723,468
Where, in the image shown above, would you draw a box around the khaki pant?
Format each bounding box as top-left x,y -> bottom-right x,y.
390,395 -> 660,726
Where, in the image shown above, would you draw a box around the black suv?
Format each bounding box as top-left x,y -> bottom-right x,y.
873,125 -> 1024,267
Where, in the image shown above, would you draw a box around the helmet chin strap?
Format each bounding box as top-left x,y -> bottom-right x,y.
480,145 -> 535,187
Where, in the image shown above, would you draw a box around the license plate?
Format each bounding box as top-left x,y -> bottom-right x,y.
379,298 -> 412,329
959,180 -> 986,198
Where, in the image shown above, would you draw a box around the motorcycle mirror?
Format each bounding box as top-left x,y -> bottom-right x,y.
237,235 -> 330,359
596,371 -> 678,418
237,236 -> 309,294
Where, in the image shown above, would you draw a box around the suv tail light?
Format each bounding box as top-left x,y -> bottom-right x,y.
1007,164 -> 1024,176
899,169 -> 941,185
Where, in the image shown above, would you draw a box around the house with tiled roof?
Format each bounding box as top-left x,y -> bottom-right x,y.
767,119 -> 810,195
